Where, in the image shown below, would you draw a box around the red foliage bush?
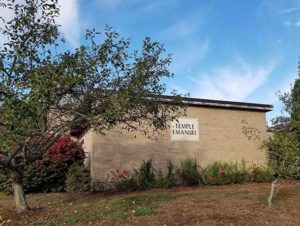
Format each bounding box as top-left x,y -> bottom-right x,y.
41,136 -> 85,166
23,136 -> 86,193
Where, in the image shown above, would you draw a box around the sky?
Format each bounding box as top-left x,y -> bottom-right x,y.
2,0 -> 300,122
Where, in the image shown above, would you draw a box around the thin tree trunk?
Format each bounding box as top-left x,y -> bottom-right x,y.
268,179 -> 278,208
11,171 -> 29,212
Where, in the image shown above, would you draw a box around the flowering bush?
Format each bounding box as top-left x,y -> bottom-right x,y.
109,169 -> 138,192
201,161 -> 248,185
90,158 -> 279,194
22,136 -> 85,193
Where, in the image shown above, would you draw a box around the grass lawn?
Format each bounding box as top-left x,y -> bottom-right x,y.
0,181 -> 300,225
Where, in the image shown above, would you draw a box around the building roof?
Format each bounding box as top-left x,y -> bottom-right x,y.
159,95 -> 273,112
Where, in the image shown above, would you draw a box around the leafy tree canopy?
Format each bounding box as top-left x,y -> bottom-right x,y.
0,0 -> 185,212
265,61 -> 300,180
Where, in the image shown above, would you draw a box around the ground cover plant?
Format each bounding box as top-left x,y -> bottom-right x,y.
0,181 -> 299,225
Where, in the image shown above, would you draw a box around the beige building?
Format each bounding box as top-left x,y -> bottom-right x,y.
79,96 -> 273,181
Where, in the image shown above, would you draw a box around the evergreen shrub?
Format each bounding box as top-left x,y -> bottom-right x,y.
66,164 -> 91,192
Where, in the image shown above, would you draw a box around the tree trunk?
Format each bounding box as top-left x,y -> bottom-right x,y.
11,171 -> 29,212
268,179 -> 278,208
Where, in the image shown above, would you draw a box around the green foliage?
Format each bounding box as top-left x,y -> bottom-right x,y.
0,0 -> 185,211
0,137 -> 85,194
0,170 -> 12,194
108,160 -> 178,191
134,159 -> 156,189
110,169 -> 138,192
116,178 -> 139,192
278,77 -> 300,134
155,170 -> 166,188
24,137 -> 85,193
79,158 -> 278,194
165,160 -> 176,187
155,160 -> 176,188
202,161 -> 248,185
23,164 -> 67,193
66,164 -> 91,192
91,181 -> 113,193
248,164 -> 274,182
267,63 -> 300,179
180,157 -> 201,186
263,132 -> 300,179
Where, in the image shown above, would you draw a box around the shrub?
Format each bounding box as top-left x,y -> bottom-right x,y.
24,136 -> 85,193
165,160 -> 176,187
155,169 -> 166,188
134,159 -> 156,189
66,164 -> 91,192
0,170 -> 12,194
248,164 -> 274,182
110,169 -> 138,192
91,181 -> 113,192
202,161 -> 248,185
40,136 -> 85,166
180,157 -> 201,186
155,160 -> 177,188
0,136 -> 86,194
23,163 -> 68,193
263,132 -> 300,179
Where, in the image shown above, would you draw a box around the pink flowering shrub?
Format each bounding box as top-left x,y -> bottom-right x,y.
109,169 -> 138,192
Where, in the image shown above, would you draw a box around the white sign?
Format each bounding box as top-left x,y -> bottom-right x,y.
171,118 -> 199,141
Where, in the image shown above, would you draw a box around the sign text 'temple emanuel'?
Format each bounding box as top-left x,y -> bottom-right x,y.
171,118 -> 199,141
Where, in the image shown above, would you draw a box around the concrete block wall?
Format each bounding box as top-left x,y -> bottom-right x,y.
81,106 -> 269,181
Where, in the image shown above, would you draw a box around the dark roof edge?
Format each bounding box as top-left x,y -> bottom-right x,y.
158,95 -> 273,112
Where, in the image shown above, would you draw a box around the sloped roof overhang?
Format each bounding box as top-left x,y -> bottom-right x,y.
158,95 -> 273,112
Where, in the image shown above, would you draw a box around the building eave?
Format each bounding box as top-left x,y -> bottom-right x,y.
159,95 -> 273,112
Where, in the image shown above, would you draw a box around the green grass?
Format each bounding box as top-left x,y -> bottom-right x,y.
34,193 -> 187,225
78,193 -> 181,220
223,189 -> 250,197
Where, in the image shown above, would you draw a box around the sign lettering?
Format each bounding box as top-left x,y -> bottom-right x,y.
171,118 -> 199,141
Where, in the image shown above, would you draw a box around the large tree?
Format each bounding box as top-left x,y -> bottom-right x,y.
0,0 -> 185,212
